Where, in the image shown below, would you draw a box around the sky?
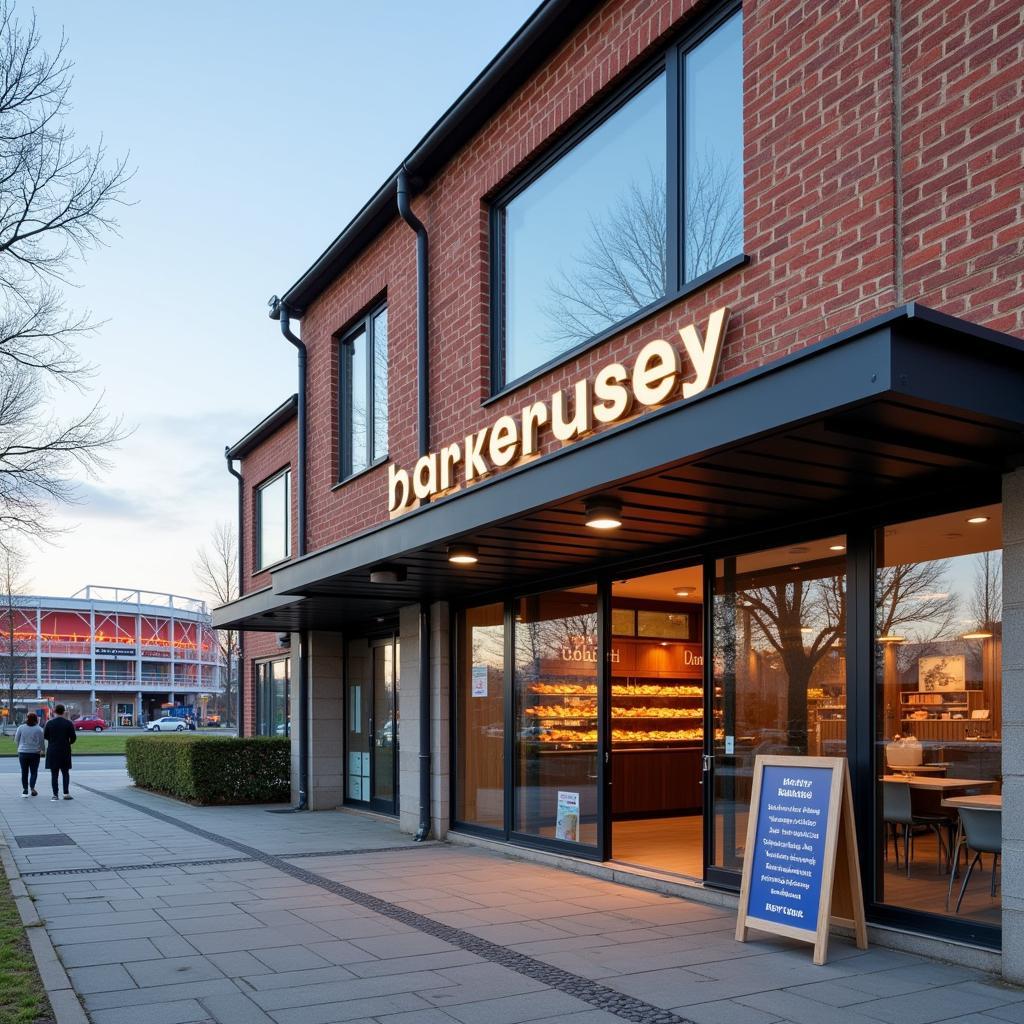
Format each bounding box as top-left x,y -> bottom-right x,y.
21,0 -> 538,605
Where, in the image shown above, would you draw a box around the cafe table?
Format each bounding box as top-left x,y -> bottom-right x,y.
940,793 -> 1002,907
880,775 -> 995,792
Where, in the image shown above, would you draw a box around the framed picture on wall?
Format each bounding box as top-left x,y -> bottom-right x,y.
918,654 -> 966,691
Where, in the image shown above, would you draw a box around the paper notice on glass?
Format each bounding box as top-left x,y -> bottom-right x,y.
471,665 -> 488,698
555,790 -> 580,842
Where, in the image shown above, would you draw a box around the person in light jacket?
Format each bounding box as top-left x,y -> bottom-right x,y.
14,712 -> 44,797
43,705 -> 76,801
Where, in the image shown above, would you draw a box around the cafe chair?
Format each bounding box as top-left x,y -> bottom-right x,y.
953,807 -> 1001,913
882,781 -> 950,877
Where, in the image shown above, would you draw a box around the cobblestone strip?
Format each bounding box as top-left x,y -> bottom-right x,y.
78,785 -> 694,1024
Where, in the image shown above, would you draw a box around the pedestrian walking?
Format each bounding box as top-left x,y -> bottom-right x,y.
43,705 -> 76,801
14,712 -> 44,797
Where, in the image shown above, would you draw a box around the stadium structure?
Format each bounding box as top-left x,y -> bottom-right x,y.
0,586 -> 221,726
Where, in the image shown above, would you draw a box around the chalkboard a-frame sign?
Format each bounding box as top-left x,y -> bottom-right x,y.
735,755 -> 867,965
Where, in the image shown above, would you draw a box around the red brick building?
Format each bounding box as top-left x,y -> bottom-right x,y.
219,0 -> 1024,970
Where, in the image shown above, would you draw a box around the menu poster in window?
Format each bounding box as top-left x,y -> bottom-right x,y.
735,755 -> 866,965
555,790 -> 580,842
471,665 -> 488,698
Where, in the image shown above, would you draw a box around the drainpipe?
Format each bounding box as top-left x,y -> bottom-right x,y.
396,168 -> 429,457
268,296 -> 309,810
414,601 -> 431,841
224,449 -> 245,737
397,173 -> 432,841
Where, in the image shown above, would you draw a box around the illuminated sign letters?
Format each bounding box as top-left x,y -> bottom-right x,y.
388,307 -> 729,515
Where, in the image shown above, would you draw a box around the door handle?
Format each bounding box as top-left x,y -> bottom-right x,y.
702,753 -> 713,773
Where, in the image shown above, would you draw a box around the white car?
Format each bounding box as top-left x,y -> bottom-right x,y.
145,716 -> 186,732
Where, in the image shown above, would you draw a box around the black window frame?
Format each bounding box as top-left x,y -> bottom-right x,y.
254,467 -> 291,572
254,655 -> 291,737
338,301 -> 389,483
488,0 -> 745,397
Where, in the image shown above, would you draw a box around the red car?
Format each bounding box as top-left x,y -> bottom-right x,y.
73,716 -> 106,732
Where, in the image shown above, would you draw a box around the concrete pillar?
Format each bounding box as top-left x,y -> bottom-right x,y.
301,631 -> 345,810
1002,469 -> 1024,981
398,602 -> 450,839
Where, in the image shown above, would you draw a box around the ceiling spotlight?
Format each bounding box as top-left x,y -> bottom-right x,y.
877,634 -> 906,644
829,544 -> 846,552
967,516 -> 989,525
674,588 -> 691,598
585,496 -> 623,530
447,543 -> 479,565
962,630 -> 993,640
369,564 -> 406,584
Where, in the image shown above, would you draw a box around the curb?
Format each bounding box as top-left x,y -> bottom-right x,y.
0,838 -> 89,1024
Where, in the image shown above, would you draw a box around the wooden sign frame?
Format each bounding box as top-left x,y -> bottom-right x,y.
735,755 -> 867,965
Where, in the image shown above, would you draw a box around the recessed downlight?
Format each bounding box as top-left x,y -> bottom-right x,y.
967,516 -> 989,525
447,543 -> 479,565
829,544 -> 846,552
584,496 -> 623,530
674,587 -> 691,598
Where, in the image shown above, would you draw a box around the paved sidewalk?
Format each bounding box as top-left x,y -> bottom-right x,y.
0,769 -> 1020,1024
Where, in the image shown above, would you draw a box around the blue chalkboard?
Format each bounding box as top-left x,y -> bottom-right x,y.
745,764 -> 834,933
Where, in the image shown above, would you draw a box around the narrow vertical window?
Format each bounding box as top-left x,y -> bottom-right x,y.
340,303 -> 388,479
256,469 -> 290,570
684,11 -> 743,281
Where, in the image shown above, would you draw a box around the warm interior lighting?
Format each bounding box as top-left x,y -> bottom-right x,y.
967,515 -> 989,525
447,543 -> 479,565
829,544 -> 846,552
674,588 -> 691,598
800,627 -> 814,634
584,496 -> 623,529
877,634 -> 907,644
962,630 -> 994,640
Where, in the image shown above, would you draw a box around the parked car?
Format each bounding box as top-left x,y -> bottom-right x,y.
145,716 -> 187,732
73,716 -> 106,732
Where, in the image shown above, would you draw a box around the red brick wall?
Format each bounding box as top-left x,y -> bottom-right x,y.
286,0 -> 1022,555
900,0 -> 1024,326
239,418 -> 297,594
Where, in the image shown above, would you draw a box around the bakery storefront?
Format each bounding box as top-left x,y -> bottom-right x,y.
229,305 -> 1024,958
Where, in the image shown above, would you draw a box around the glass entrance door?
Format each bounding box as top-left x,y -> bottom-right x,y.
345,636 -> 400,813
708,537 -> 848,886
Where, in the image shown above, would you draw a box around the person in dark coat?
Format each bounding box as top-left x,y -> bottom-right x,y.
43,705 -> 76,801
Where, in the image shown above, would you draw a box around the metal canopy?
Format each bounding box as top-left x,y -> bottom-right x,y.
214,306 -> 1024,634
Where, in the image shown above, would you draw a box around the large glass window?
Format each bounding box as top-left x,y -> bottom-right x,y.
456,603 -> 506,830
256,470 -> 290,570
711,537 -> 847,873
493,9 -> 742,390
340,304 -> 388,478
255,657 -> 290,737
875,505 -> 1001,933
514,587 -> 599,848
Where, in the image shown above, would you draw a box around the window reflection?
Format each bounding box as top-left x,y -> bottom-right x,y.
712,538 -> 847,871
875,505 -> 1001,928
503,75 -> 667,384
514,588 -> 599,847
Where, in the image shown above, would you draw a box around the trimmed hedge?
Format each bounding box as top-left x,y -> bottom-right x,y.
125,735 -> 290,805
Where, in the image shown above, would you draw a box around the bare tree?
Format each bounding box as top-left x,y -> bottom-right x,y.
194,522 -> 238,725
540,152 -> 742,351
0,4 -> 130,543
0,542 -> 30,732
968,551 -> 1002,632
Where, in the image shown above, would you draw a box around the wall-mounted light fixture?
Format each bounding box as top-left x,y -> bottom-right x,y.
369,565 -> 407,584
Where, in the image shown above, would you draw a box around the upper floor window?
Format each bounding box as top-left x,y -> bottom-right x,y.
492,6 -> 742,391
256,469 -> 290,570
340,304 -> 388,479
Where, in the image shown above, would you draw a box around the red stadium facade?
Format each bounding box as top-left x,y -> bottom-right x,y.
1,586 -> 220,726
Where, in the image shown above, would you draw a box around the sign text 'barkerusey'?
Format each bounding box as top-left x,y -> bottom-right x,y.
388,307 -> 730,515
